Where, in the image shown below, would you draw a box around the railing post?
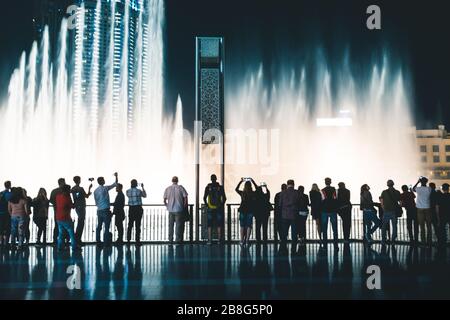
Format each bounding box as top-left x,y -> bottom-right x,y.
189,204 -> 194,242
196,204 -> 200,242
227,204 -> 232,243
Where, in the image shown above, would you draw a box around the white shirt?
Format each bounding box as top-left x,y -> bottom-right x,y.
94,183 -> 117,211
164,184 -> 188,213
415,186 -> 431,209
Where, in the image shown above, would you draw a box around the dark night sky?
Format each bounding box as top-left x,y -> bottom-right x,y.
1,0 -> 449,128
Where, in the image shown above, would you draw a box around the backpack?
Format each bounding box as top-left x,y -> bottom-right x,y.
208,184 -> 222,208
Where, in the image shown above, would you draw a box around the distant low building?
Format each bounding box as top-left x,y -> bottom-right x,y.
416,125 -> 450,186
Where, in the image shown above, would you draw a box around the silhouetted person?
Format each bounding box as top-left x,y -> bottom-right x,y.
360,184 -> 381,243
71,176 -> 92,245
55,185 -> 79,252
321,177 -> 339,251
297,186 -> 310,244
380,179 -> 401,245
126,179 -> 147,244
112,184 -> 125,244
400,185 -> 418,245
32,188 -> 49,245
337,182 -> 352,243
437,183 -> 450,247
0,181 -> 12,246
429,182 -> 441,242
164,176 -> 188,244
50,178 -> 66,245
22,189 -> 32,245
413,177 -> 432,246
235,178 -> 257,246
8,187 -> 29,250
203,174 -> 226,244
274,184 -> 287,242
376,196 -> 390,242
94,172 -> 118,246
254,183 -> 271,243
279,179 -> 300,246
309,184 -> 322,242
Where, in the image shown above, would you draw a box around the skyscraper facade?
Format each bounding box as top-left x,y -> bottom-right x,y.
73,0 -> 145,136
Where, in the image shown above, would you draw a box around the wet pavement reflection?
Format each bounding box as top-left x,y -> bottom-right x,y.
0,243 -> 448,300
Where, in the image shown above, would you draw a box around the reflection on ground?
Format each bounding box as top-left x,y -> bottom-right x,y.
0,243 -> 448,300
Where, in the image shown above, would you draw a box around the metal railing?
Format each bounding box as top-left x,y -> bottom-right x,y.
28,205 -> 194,243
24,203 -> 448,244
224,204 -> 448,243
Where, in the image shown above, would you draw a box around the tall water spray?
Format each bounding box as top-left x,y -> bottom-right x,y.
0,0 -> 192,202
0,0 -> 419,202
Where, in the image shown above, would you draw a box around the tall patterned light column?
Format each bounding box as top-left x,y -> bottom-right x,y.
195,37 -> 225,241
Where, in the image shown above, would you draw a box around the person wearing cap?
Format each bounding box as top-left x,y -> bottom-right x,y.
437,183 -> 450,247
413,177 -> 432,246
380,179 -> 401,245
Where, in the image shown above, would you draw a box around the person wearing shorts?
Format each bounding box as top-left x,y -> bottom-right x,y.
235,178 -> 257,246
204,174 -> 227,245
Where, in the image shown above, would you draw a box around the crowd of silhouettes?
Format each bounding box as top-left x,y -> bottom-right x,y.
0,174 -> 449,252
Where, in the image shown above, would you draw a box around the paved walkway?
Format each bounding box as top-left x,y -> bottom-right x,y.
0,243 -> 449,299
